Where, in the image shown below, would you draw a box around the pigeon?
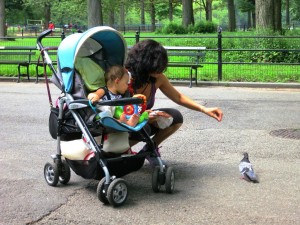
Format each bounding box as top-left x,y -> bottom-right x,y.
239,152 -> 259,183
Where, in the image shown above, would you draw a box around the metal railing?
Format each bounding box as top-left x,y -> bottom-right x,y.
1,30 -> 300,83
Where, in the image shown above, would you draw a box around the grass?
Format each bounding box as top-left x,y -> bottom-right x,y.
1,32 -> 300,83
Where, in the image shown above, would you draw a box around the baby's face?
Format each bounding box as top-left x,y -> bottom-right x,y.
116,72 -> 130,94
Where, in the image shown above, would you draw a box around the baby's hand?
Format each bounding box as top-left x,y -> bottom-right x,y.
88,93 -> 100,103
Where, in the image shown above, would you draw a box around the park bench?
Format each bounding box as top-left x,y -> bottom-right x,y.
0,46 -> 36,82
165,46 -> 206,88
0,46 -> 58,83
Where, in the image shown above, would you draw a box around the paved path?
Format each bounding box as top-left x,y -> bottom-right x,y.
0,82 -> 299,225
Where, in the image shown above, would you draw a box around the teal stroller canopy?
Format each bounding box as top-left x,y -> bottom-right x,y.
57,26 -> 127,93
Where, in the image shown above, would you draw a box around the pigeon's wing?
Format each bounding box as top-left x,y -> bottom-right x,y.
239,161 -> 251,173
245,167 -> 258,182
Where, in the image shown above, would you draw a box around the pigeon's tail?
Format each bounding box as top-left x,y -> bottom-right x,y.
244,170 -> 259,183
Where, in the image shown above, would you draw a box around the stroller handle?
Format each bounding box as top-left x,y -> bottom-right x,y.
37,29 -> 53,50
96,97 -> 144,106
69,97 -> 144,108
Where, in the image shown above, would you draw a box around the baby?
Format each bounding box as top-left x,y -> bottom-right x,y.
88,65 -> 140,127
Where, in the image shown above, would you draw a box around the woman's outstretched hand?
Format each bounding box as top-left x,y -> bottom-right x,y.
203,107 -> 223,122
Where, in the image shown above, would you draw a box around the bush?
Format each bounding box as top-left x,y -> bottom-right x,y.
161,22 -> 187,34
194,21 -> 217,33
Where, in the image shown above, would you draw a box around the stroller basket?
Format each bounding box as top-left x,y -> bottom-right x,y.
66,157 -> 99,179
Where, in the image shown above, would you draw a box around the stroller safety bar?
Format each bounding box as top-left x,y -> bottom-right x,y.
68,97 -> 143,109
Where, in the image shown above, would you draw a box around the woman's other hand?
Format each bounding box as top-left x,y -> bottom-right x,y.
203,107 -> 223,122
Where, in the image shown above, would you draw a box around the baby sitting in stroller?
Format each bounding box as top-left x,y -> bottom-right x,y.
88,65 -> 148,155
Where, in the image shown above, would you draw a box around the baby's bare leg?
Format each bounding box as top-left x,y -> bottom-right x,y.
119,113 -> 127,123
126,114 -> 139,127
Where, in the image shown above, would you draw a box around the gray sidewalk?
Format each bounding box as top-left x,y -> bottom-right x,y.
0,82 -> 299,225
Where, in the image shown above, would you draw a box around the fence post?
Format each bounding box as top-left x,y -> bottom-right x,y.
217,27 -> 223,81
135,31 -> 140,43
61,31 -> 65,40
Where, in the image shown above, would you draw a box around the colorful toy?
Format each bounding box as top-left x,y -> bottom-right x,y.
114,94 -> 149,123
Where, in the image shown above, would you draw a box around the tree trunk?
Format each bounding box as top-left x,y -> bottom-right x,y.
0,0 -> 5,37
247,11 -> 251,28
120,1 -> 125,28
252,10 -> 256,28
99,0 -> 103,26
256,0 -> 273,30
256,0 -> 281,32
227,0 -> 236,32
150,0 -> 156,32
140,0 -> 145,31
206,0 -> 213,21
274,0 -> 282,32
169,0 -> 173,21
182,0 -> 194,27
88,0 -> 101,28
286,0 -> 290,28
44,2 -> 51,30
108,9 -> 114,27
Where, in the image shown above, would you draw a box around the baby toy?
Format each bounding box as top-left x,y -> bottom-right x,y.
114,94 -> 149,124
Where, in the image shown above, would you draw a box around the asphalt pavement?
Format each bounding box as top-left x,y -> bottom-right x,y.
0,81 -> 299,225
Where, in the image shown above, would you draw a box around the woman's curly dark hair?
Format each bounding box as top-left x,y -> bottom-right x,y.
125,39 -> 168,89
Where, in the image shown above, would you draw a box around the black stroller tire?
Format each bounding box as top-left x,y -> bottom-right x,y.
44,162 -> 59,186
152,166 -> 161,193
165,166 -> 175,193
96,178 -> 109,204
107,178 -> 128,207
59,160 -> 71,185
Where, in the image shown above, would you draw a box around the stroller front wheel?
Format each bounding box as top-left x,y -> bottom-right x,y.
165,166 -> 175,193
107,178 -> 128,207
44,162 -> 59,186
96,177 -> 109,204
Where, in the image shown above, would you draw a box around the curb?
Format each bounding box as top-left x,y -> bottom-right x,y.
1,76 -> 300,89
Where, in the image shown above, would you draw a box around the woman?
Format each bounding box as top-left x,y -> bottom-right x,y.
125,39 -> 223,153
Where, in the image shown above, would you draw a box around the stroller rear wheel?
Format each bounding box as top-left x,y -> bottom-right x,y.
165,166 -> 175,193
96,177 -> 109,204
107,178 -> 128,207
59,160 -> 71,185
44,162 -> 59,186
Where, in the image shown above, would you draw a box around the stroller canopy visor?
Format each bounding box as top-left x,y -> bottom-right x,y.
57,26 -> 127,93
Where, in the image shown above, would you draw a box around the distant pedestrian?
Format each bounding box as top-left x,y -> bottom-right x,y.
48,21 -> 55,35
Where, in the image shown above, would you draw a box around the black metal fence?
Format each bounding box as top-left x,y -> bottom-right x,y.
1,30 -> 300,83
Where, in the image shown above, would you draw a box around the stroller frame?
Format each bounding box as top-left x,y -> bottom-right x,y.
38,28 -> 175,207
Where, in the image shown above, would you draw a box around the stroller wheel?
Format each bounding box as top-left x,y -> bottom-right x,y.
44,162 -> 59,186
107,178 -> 128,207
96,177 -> 109,204
165,166 -> 175,193
59,160 -> 71,185
152,166 -> 161,193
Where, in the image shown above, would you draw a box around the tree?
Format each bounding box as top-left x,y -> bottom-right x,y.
202,0 -> 213,21
88,0 -> 101,28
227,0 -> 236,31
286,0 -> 290,27
255,0 -> 282,32
0,0 -> 5,37
182,0 -> 194,27
140,0 -> 145,30
237,0 -> 255,28
150,0 -> 156,31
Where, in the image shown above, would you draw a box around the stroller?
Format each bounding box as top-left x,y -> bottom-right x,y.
38,26 -> 175,207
